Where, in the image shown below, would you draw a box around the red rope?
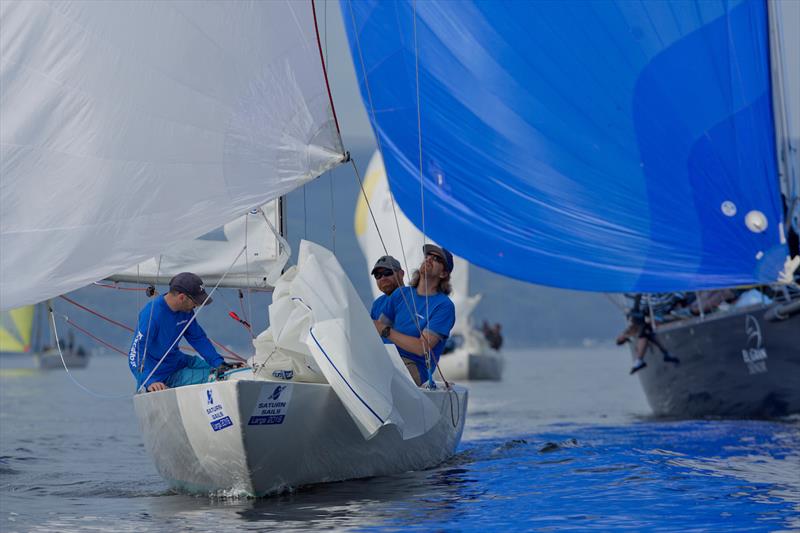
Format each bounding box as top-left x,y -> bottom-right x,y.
311,0 -> 342,136
59,295 -> 134,332
59,295 -> 246,363
92,282 -> 150,291
64,318 -> 128,356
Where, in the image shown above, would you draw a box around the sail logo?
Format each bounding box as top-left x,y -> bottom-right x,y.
203,388 -> 232,432
248,384 -> 293,425
269,385 -> 286,400
272,369 -> 294,381
741,315 -> 768,375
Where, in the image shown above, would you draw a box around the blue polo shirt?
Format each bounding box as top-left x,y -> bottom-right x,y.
370,294 -> 390,321
128,295 -> 223,388
379,286 -> 455,382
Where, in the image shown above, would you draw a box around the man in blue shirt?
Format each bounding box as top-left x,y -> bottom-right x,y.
375,245 -> 456,386
128,272 -> 232,392
370,255 -> 404,321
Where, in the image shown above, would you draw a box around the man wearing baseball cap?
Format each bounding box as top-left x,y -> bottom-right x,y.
128,272 -> 233,392
370,255 -> 405,321
374,244 -> 456,386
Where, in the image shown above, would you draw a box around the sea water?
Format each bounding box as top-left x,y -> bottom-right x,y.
1,347 -> 798,531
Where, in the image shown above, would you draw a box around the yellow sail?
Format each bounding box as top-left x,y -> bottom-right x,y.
0,305 -> 35,353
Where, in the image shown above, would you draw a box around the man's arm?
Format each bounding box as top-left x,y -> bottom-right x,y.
374,323 -> 442,356
184,318 -> 224,367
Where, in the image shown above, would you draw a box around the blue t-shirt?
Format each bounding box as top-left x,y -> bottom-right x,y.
128,295 -> 223,388
370,294 -> 390,321
379,286 -> 455,380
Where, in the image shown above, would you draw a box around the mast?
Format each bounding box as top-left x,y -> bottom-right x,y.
767,0 -> 800,216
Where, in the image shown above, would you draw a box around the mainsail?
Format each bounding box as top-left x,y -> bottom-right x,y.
343,0 -> 795,292
0,1 -> 344,310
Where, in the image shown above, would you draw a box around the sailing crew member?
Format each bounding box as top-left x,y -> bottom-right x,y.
375,245 -> 456,386
128,272 -> 236,392
370,255 -> 405,321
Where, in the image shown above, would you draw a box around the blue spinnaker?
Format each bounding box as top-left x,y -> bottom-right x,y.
342,0 -> 788,292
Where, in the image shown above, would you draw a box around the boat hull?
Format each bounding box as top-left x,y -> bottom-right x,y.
34,349 -> 89,370
134,379 -> 468,496
633,304 -> 800,417
438,348 -> 504,381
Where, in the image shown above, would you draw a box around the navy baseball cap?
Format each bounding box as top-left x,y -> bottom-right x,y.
423,244 -> 454,273
169,272 -> 212,305
372,255 -> 402,274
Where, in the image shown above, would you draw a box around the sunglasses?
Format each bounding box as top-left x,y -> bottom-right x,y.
426,253 -> 446,265
373,270 -> 396,280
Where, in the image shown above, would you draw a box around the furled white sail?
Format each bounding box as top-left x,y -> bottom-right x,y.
111,201 -> 288,289
354,151 -> 479,334
248,240 -> 441,440
0,1 -> 344,310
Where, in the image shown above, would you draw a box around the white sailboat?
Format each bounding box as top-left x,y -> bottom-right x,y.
355,151 -> 504,381
0,1 -> 466,496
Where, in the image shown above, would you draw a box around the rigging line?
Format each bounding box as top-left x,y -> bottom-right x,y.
345,0 -> 420,314
350,158 -> 426,340
412,0 -> 433,381
350,158 -> 388,255
91,282 -> 149,291
323,0 -> 336,254
244,212 -> 255,339
56,313 -> 127,356
311,0 -> 342,136
303,184 -> 308,240
59,295 -> 133,333
48,309 -> 130,400
137,245 -> 247,393
344,0 -> 399,262
344,3 -> 427,343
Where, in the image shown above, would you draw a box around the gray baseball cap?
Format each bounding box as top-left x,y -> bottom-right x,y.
371,255 -> 402,274
169,272 -> 212,305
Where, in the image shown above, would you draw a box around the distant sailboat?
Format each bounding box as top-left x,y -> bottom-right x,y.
355,151 -> 503,380
0,304 -> 89,370
0,305 -> 34,354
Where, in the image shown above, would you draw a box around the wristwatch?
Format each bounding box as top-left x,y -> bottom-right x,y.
380,325 -> 392,338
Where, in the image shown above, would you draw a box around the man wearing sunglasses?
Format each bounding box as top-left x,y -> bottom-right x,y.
374,244 -> 456,386
370,255 -> 405,323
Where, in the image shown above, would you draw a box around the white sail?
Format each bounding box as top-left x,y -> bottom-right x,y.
354,151 -> 479,333
111,200 -> 288,289
0,1 -> 343,310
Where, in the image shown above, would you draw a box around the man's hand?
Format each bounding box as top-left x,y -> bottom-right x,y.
213,361 -> 246,380
147,382 -> 167,392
